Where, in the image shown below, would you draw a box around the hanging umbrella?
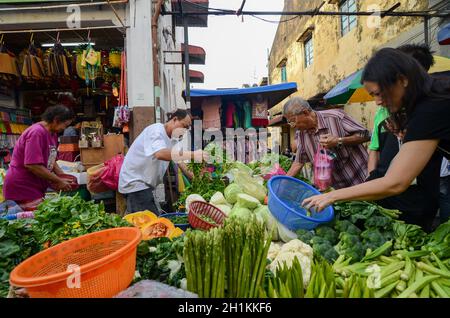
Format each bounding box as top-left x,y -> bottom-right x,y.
324,55 -> 450,105
438,23 -> 450,45
323,69 -> 372,105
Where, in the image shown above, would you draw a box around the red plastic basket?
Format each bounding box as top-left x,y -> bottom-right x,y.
188,201 -> 226,231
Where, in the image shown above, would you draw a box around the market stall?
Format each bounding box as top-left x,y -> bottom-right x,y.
183,82 -> 297,163
0,30 -> 129,211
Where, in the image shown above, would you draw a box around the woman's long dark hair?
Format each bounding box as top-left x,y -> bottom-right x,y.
361,48 -> 450,132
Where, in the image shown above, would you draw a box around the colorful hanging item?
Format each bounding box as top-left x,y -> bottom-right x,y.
113,51 -> 130,128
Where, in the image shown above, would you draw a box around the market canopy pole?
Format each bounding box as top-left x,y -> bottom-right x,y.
182,8 -> 191,109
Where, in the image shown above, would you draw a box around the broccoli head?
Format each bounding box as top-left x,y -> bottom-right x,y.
361,228 -> 387,247
312,240 -> 339,263
334,233 -> 365,262
364,216 -> 392,230
315,225 -> 339,245
335,220 -> 361,235
296,229 -> 314,244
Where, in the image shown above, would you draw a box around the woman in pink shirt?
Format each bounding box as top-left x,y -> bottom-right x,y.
3,105 -> 75,206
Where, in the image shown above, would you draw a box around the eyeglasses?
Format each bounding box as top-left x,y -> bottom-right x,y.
286,115 -> 298,127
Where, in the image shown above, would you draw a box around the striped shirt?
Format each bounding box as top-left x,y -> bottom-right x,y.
295,109 -> 370,189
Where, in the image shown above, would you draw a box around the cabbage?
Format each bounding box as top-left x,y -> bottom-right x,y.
185,194 -> 205,213
236,193 -> 260,210
224,183 -> 243,204
255,205 -> 279,241
277,222 -> 298,243
210,192 -> 229,206
214,204 -> 232,216
233,171 -> 267,202
229,204 -> 252,219
231,161 -> 253,176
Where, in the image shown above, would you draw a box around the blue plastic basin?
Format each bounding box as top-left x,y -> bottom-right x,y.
267,176 -> 334,231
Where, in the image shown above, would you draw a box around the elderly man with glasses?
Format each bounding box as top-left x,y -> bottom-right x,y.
284,97 -> 370,189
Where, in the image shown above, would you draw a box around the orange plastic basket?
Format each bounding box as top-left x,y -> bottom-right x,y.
9,227 -> 141,298
188,201 -> 227,231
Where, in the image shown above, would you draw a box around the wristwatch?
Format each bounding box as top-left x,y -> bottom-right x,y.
337,137 -> 343,148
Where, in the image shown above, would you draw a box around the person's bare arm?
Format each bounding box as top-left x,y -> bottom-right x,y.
52,162 -> 65,176
25,164 -> 71,191
178,162 -> 194,180
302,139 -> 439,211
286,161 -> 303,177
368,150 -> 379,174
154,149 -> 206,162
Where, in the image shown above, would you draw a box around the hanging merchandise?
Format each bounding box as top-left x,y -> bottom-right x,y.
43,34 -> 70,82
109,49 -> 122,68
75,41 -> 100,90
201,97 -> 221,130
251,94 -> 269,127
225,101 -> 236,128
113,51 -> 130,128
242,100 -> 253,130
20,34 -> 45,82
0,35 -> 21,82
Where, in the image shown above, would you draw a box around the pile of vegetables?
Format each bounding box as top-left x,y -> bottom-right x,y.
135,237 -> 186,289
262,257 -> 304,298
296,201 -> 403,263
33,194 -> 130,247
183,215 -> 271,298
332,249 -> 450,298
0,219 -> 40,297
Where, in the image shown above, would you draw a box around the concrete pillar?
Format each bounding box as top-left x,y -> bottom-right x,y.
126,0 -> 155,141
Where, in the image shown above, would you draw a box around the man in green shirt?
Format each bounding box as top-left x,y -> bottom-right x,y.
367,107 -> 390,174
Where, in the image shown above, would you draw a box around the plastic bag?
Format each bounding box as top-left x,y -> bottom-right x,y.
114,280 -> 198,298
99,154 -> 124,190
0,200 -> 23,217
313,147 -> 334,191
262,163 -> 286,181
87,167 -> 110,194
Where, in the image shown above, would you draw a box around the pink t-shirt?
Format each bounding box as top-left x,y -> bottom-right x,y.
4,123 -> 58,201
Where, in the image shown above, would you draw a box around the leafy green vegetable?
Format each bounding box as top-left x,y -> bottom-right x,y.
136,237 -> 186,288
33,194 -> 130,246
0,219 -> 40,297
393,222 -> 427,251
422,220 -> 450,259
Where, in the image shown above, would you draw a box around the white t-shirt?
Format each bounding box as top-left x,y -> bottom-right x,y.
119,123 -> 176,194
441,158 -> 450,178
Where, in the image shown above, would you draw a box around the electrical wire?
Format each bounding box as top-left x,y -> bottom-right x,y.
250,15 -> 300,24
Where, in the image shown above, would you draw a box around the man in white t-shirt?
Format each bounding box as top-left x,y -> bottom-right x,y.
440,157 -> 450,224
119,109 -> 205,215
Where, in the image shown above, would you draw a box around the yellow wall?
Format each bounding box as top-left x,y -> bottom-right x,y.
268,0 -> 429,130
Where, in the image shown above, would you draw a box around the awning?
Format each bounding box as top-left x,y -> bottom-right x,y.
189,70 -> 204,83
171,0 -> 209,27
183,82 -> 298,109
438,23 -> 450,45
181,43 -> 206,65
269,115 -> 287,127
